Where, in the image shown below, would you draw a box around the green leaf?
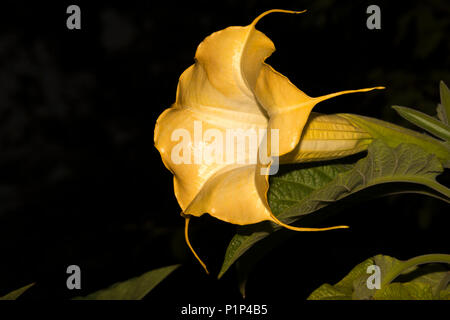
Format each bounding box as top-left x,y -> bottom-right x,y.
392,105 -> 450,141
268,163 -> 353,216
75,264 -> 180,300
340,113 -> 450,166
219,141 -> 450,278
236,260 -> 249,299
308,254 -> 450,300
352,255 -> 405,299
307,284 -> 352,300
307,258 -> 375,300
372,255 -> 450,300
410,268 -> 450,298
437,104 -> 448,125
440,81 -> 450,123
374,270 -> 450,300
0,283 -> 35,300
375,282 -> 434,300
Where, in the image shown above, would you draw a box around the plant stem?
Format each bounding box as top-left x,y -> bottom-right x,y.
367,176 -> 450,201
381,254 -> 450,288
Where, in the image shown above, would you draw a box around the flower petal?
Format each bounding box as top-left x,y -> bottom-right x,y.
280,113 -> 373,163
176,11 -> 299,117
255,64 -> 383,155
184,162 -> 272,225
154,106 -> 265,210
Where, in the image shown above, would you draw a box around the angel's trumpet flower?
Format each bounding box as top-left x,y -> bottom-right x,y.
154,9 -> 384,273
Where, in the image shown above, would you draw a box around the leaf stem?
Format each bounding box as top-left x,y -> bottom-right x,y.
367,176 -> 450,201
381,254 -> 450,288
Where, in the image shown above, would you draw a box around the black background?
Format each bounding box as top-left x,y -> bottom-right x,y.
0,0 -> 449,309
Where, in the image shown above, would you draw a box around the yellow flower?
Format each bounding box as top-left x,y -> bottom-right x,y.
154,9 -> 383,273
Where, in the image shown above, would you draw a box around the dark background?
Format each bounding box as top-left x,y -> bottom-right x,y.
0,0 -> 448,307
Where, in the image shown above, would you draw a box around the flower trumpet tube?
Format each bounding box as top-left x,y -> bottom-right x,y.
154,9 -> 384,273
280,113 -> 374,163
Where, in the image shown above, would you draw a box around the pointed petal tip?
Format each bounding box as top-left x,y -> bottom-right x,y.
251,9 -> 307,27
269,213 -> 349,231
354,85 -> 386,92
312,85 -> 386,104
184,216 -> 210,275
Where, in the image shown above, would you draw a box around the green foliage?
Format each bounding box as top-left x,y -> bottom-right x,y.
392,105 -> 450,141
308,254 -> 450,300
341,81 -> 450,168
74,264 -> 180,300
340,113 -> 450,166
219,140 -> 450,279
392,81 -> 450,142
0,283 -> 35,300
438,81 -> 450,125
